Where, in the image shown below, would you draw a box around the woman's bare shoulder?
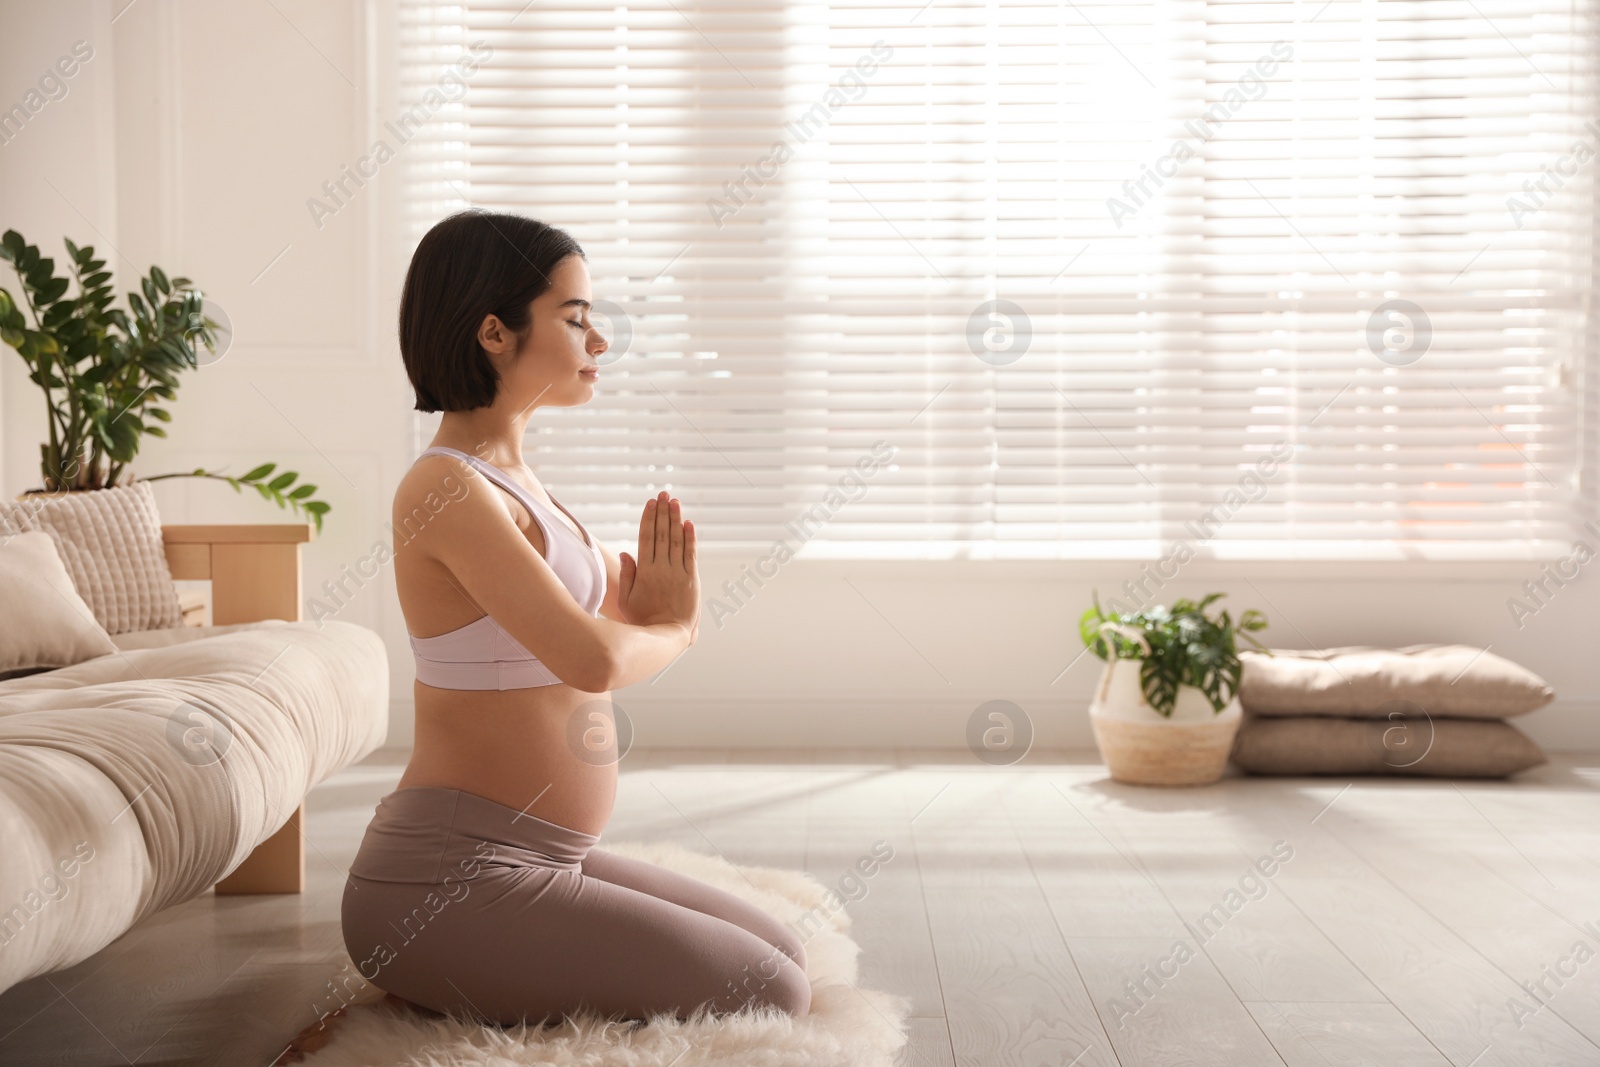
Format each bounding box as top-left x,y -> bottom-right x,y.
393,452 -> 501,533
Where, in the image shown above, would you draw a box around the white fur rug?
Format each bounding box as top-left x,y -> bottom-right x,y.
279,842 -> 911,1067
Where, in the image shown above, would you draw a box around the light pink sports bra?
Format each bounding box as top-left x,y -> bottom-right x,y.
407,445 -> 606,690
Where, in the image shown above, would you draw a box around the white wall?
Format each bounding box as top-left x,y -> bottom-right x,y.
0,1 -> 119,485
2,1 -> 1595,754
668,554 -> 1599,754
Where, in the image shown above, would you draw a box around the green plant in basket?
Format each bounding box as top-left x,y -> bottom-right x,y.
1080,591 -> 1270,717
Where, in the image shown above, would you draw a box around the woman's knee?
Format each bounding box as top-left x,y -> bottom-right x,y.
770,957 -> 811,1017
772,923 -> 808,973
721,945 -> 810,1018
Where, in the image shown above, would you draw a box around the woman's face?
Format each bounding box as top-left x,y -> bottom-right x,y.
479,253 -> 609,411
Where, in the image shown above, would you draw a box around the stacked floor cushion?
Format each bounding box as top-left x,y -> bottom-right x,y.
1231,645 -> 1552,777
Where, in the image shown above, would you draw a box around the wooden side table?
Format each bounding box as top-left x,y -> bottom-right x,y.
162,523 -> 314,895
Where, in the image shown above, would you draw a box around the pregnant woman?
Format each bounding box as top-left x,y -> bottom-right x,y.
340,210 -> 810,1027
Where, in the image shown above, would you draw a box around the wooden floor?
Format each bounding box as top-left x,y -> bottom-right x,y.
2,748 -> 1598,1066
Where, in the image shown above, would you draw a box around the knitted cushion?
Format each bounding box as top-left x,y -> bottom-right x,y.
0,481 -> 183,634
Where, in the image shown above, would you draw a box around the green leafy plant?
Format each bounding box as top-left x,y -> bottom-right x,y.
0,230 -> 330,530
1080,591 -> 1270,717
0,230 -> 196,489
143,463 -> 331,533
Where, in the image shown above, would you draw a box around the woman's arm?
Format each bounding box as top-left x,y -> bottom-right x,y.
408,457 -> 696,691
597,539 -> 627,623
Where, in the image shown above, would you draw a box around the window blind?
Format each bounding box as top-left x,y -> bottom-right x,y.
395,0 -> 1598,559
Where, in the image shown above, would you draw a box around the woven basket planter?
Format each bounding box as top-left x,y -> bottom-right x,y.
1089,655 -> 1242,787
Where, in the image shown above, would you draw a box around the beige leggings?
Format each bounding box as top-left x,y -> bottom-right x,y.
340,786 -> 810,1026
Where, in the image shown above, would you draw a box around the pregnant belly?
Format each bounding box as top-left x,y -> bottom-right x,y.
400,682 -> 621,837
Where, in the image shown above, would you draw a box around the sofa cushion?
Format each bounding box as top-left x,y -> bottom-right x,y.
0,532 -> 118,679
1230,715 -> 1547,778
0,482 -> 183,635
1239,645 -> 1554,719
0,620 -> 389,997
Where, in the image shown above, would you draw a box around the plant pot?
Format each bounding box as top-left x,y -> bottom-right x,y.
1088,657 -> 1242,786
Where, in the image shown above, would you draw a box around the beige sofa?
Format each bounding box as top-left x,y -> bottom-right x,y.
0,524 -> 388,998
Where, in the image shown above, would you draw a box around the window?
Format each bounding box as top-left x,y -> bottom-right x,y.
395,0 -> 1598,559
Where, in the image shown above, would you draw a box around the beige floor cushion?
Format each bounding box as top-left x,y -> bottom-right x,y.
1231,715 -> 1548,778
0,482 -> 184,635
0,531 -> 118,678
1240,645 -> 1554,719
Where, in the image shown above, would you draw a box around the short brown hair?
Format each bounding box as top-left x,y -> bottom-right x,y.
399,210 -> 585,412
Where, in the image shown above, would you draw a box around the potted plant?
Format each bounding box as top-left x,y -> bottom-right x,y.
0,229 -> 330,530
1079,591 -> 1269,786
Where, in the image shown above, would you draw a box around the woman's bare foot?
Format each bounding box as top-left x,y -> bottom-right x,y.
272,989 -> 432,1063
272,1004 -> 352,1064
